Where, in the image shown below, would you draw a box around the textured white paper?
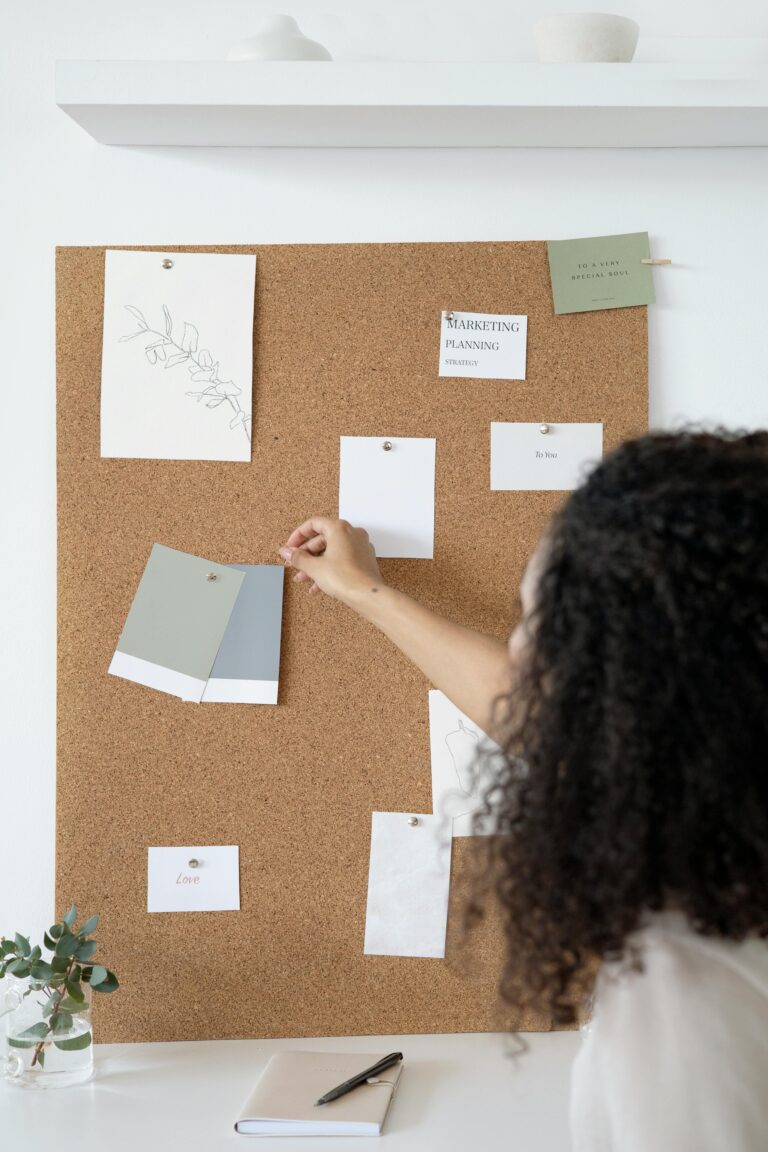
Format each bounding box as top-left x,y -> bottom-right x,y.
101,250 -> 256,461
491,422 -> 603,491
147,846 -> 240,913
439,310 -> 527,380
363,813 -> 451,958
339,437 -> 436,559
429,690 -> 504,837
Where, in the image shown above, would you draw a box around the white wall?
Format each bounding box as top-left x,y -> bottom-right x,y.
2,1 -> 768,944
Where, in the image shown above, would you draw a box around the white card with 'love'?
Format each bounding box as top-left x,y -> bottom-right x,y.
147,845 -> 240,913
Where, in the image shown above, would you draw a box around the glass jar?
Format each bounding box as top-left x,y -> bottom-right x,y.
2,976 -> 93,1088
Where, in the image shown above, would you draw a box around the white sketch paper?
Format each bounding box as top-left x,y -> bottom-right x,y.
429,690 -> 503,837
363,813 -> 451,958
338,436 -> 436,559
147,846 -> 240,913
491,422 -> 603,491
101,250 -> 257,461
439,310 -> 528,380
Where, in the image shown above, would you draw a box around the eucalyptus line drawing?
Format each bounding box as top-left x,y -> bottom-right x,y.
444,717 -> 480,798
119,304 -> 251,441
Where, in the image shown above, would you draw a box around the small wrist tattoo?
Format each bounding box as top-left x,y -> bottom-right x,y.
370,586 -> 379,593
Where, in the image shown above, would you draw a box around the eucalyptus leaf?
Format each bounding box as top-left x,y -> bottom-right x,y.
88,964 -> 108,987
75,941 -> 97,962
1,939 -> 16,955
14,933 -> 30,958
62,905 -> 77,929
54,1031 -> 92,1052
93,971 -> 119,994
54,932 -> 79,958
37,1048 -> 46,1068
29,945 -> 41,962
43,993 -> 61,1018
51,1011 -> 73,1034
19,1021 -> 50,1040
43,932 -> 56,950
7,1037 -> 37,1049
51,954 -> 70,973
78,915 -> 99,937
65,978 -> 84,1003
30,961 -> 54,982
57,996 -> 84,1013
7,959 -> 30,978
48,923 -> 63,940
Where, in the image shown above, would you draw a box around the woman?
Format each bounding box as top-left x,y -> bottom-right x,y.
279,431 -> 768,1151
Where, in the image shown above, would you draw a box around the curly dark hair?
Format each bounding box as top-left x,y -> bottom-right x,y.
475,430 -> 768,1026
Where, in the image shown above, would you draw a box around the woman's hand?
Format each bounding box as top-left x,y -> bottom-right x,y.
278,516 -> 511,732
279,517 -> 384,604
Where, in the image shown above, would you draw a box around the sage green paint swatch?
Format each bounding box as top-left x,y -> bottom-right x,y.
546,232 -> 656,315
116,544 -> 244,681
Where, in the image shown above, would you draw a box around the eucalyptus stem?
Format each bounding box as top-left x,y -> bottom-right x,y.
29,954 -> 77,1068
0,906 -> 119,1071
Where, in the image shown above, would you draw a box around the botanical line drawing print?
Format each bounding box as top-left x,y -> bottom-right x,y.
444,717 -> 480,798
120,304 -> 251,441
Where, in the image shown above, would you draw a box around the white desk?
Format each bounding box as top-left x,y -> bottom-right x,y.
1,1031 -> 579,1151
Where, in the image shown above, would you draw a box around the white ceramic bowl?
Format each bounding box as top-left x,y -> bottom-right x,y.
533,13 -> 639,63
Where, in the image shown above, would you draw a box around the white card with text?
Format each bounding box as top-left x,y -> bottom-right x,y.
491,422 -> 603,491
147,845 -> 240,913
363,813 -> 451,958
429,690 -> 503,837
438,310 -> 527,380
339,436 -> 436,559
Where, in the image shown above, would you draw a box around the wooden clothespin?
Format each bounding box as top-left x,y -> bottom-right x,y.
640,258 -> 672,265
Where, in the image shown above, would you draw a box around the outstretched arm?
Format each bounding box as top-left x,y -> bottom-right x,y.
279,517 -> 511,733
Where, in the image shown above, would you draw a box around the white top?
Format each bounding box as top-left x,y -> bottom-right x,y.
571,913 -> 768,1151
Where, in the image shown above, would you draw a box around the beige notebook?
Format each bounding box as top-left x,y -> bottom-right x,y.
234,1050 -> 403,1137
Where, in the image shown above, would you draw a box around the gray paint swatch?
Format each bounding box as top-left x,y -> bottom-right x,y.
208,564 -> 284,682
115,544 -> 244,681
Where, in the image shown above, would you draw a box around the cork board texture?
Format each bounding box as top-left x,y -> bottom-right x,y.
56,243 -> 648,1043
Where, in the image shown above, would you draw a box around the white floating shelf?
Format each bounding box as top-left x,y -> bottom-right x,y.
55,61 -> 768,148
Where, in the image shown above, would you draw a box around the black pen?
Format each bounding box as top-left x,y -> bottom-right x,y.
315,1052 -> 404,1106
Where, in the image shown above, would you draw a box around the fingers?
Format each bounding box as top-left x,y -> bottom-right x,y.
280,545 -> 319,576
301,535 -> 326,556
284,516 -> 343,549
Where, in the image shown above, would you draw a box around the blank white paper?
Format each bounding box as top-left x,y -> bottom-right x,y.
491,422 -> 603,491
339,437 -> 436,559
429,690 -> 504,837
147,846 -> 240,913
363,813 -> 451,958
101,249 -> 256,461
439,310 -> 528,380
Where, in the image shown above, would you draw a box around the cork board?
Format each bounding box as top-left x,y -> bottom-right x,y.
56,243 -> 647,1043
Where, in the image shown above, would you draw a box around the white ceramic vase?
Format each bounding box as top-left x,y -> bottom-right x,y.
533,13 -> 639,63
227,14 -> 332,62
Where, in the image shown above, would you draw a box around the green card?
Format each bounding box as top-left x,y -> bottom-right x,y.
546,232 -> 656,315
